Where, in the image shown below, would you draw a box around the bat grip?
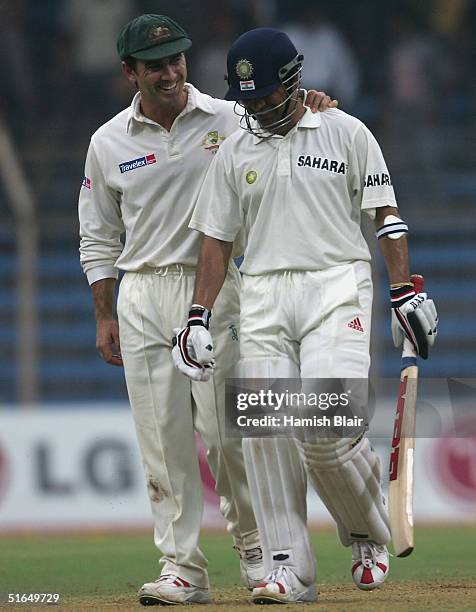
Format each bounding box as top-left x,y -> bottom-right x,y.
410,274 -> 424,294
402,337 -> 417,358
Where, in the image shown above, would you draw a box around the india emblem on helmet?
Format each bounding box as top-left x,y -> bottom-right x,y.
235,59 -> 254,80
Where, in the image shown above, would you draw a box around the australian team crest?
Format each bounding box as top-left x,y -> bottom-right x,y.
202,130 -> 225,153
149,26 -> 171,41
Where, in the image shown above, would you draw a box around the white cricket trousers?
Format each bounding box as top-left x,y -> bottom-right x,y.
239,262 -> 390,585
117,264 -> 258,588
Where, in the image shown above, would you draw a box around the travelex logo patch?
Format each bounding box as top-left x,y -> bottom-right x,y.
119,153 -> 156,174
82,176 -> 91,189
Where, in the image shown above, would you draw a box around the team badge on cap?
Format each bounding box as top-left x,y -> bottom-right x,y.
149,26 -> 171,41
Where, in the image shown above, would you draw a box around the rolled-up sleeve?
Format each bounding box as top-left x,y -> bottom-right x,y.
78,138 -> 124,285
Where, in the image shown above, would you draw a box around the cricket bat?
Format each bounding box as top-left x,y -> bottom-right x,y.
388,274 -> 424,557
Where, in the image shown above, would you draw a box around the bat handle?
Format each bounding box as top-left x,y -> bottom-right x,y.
402,337 -> 417,358
410,274 -> 424,294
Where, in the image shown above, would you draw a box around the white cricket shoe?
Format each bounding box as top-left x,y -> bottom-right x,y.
138,574 -> 212,605
251,565 -> 317,604
351,542 -> 389,591
234,545 -> 265,589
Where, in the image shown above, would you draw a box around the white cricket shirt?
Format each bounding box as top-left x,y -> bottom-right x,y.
190,108 -> 397,275
79,84 -> 239,284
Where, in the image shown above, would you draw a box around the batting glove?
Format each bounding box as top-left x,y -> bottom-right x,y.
391,283 -> 438,359
172,305 -> 216,381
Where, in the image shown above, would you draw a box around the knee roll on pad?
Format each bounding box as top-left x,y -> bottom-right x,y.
298,436 -> 390,546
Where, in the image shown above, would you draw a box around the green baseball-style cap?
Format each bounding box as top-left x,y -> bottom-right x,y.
117,14 -> 192,61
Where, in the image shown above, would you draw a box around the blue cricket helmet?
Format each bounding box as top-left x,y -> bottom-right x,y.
225,28 -> 303,101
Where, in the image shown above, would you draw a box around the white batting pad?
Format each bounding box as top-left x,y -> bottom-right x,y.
243,437 -> 316,586
299,436 -> 390,546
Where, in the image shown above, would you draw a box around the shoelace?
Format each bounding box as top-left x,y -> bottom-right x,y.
265,565 -> 288,585
155,575 -> 174,584
155,575 -> 190,587
356,542 -> 385,569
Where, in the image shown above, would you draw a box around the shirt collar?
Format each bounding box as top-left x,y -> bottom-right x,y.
250,107 -> 322,145
126,92 -> 153,132
126,84 -> 216,133
184,83 -> 216,115
298,107 -> 322,129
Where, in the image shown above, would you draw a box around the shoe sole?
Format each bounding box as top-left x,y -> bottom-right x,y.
139,594 -> 177,606
353,579 -> 387,592
252,594 -> 287,604
139,593 -> 212,606
252,595 -> 315,605
252,585 -> 317,605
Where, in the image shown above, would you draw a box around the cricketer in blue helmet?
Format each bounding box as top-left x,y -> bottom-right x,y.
174,27 -> 438,604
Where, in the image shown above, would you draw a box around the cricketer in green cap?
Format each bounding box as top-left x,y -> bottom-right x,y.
117,14 -> 192,61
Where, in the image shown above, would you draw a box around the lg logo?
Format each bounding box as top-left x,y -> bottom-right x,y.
35,439 -> 135,495
35,436 -> 219,503
0,435 -> 219,508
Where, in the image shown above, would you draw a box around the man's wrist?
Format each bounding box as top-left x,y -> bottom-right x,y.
390,283 -> 415,309
95,314 -> 115,323
188,304 -> 211,328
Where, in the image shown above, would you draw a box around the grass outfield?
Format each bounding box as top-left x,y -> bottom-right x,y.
1,526 -> 475,611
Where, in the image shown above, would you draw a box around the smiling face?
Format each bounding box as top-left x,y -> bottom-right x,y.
122,53 -> 188,110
